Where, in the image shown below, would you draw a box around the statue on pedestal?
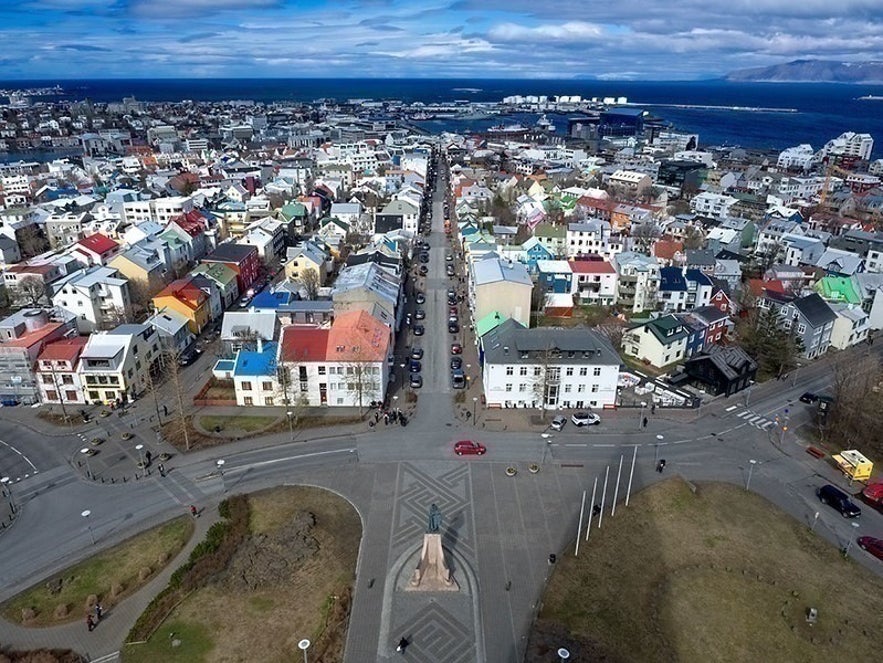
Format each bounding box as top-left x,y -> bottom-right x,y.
408,503 -> 458,591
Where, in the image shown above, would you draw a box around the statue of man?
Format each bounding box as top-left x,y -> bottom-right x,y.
427,503 -> 442,533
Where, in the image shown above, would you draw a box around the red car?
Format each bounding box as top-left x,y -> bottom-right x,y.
451,343 -> 462,355
454,440 -> 486,456
857,536 -> 883,561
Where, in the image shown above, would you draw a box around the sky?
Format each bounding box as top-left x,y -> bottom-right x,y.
0,0 -> 882,80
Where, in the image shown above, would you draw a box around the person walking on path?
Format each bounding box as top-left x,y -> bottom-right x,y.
651,403 -> 656,415
86,614 -> 94,632
158,463 -> 166,477
94,603 -> 102,621
190,505 -> 198,518
396,637 -> 409,653
642,416 -> 648,429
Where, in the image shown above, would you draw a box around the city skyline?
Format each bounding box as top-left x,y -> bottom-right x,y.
0,0 -> 881,80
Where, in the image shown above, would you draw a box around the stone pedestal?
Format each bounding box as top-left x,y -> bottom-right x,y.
407,533 -> 458,591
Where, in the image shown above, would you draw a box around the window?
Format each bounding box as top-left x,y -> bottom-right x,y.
264,397 -> 274,405
534,367 -> 541,376
564,384 -> 571,393
62,375 -> 73,384
244,397 -> 254,405
506,366 -> 514,376
797,323 -> 806,334
241,381 -> 252,390
262,381 -> 273,391
578,385 -> 585,393
593,367 -> 601,377
579,367 -> 588,376
505,383 -> 513,392
519,383 -> 528,391
300,382 -> 309,393
89,390 -> 100,400
46,390 -> 58,401
565,367 -> 574,376
591,385 -> 599,393
41,374 -> 53,384
519,366 -> 528,376
318,366 -> 326,375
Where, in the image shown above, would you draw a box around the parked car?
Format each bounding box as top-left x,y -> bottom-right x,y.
446,253 -> 453,262
447,287 -> 456,297
415,309 -> 426,320
448,305 -> 458,316
450,356 -> 462,370
418,265 -> 428,275
415,293 -> 426,305
410,374 -> 423,389
413,324 -> 425,336
448,322 -> 460,334
178,351 -> 197,367
405,313 -> 412,327
451,369 -> 466,389
454,440 -> 486,456
409,360 -> 422,373
238,296 -> 252,307
410,347 -> 424,360
572,412 -> 601,426
817,484 -> 862,518
419,253 -> 430,263
857,536 -> 883,561
446,265 -> 455,277
799,392 -> 818,404
451,343 -> 462,355
550,415 -> 567,431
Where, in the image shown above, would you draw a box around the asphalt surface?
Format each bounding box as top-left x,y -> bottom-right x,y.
1,158 -> 882,661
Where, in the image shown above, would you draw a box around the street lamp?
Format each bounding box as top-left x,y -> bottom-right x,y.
472,396 -> 478,421
81,509 -> 95,545
639,401 -> 647,430
0,476 -> 15,513
80,447 -> 93,479
216,459 -> 226,476
135,443 -> 144,468
655,434 -> 664,463
558,648 -> 571,662
746,459 -> 757,490
298,638 -> 311,663
400,362 -> 407,393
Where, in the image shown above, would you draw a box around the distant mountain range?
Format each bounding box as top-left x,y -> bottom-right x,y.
725,60 -> 883,84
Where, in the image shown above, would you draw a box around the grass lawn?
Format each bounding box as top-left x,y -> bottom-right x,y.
122,486 -> 361,663
529,479 -> 883,662
2,517 -> 193,627
197,414 -> 280,433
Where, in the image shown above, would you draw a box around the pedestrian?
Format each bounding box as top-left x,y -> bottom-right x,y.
642,416 -> 648,429
95,603 -> 103,621
651,403 -> 656,415
145,450 -> 152,464
657,459 -> 666,473
86,614 -> 94,632
190,505 -> 198,518
396,637 -> 409,653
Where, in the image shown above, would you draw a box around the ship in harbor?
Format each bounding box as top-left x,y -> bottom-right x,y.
487,122 -> 530,135
536,114 -> 556,132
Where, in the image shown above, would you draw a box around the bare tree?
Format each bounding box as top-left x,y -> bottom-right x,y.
342,354 -> 381,416
529,344 -> 558,422
630,222 -> 661,254
161,347 -> 191,451
296,267 -> 321,301
11,276 -> 47,307
98,304 -> 135,330
16,225 -> 49,258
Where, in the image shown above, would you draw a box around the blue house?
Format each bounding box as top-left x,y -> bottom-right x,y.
536,260 -> 574,294
522,237 -> 554,275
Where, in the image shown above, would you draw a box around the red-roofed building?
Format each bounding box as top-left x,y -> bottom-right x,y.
652,239 -> 686,267
276,310 -> 391,408
569,260 -> 618,305
36,336 -> 88,404
72,233 -> 120,267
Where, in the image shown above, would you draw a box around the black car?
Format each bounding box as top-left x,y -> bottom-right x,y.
409,360 -> 422,373
799,392 -> 818,404
419,253 -> 429,263
410,347 -> 424,360
413,324 -> 425,336
817,484 -> 862,518
418,265 -> 428,275
450,356 -> 462,370
409,374 -> 423,389
448,322 -> 460,334
415,292 -> 426,304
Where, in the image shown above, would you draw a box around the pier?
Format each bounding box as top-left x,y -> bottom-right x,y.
623,102 -> 798,113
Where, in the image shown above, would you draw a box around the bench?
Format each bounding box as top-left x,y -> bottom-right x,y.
806,446 -> 826,459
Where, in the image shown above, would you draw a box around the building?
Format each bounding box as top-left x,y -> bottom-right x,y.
764,292 -> 836,359
50,266 -> 132,333
608,170 -> 652,197
481,319 -> 620,410
152,277 -> 211,334
202,243 -> 261,295
682,345 -> 757,396
145,308 -> 195,355
0,308 -> 77,404
284,242 -> 328,286
191,262 -> 239,309
690,192 -> 739,219
35,336 -> 89,405
569,259 -> 617,306
71,232 -> 121,267
470,258 -> 533,329
536,260 -> 573,295
108,240 -> 171,300
622,314 -> 689,368
818,132 -> 874,162
77,324 -> 161,404
828,303 -> 870,350
776,144 -> 817,171
613,252 -> 659,313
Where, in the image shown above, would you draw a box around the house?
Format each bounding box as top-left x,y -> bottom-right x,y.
284,242 -> 328,286
613,252 -> 659,313
622,314 -> 689,368
145,308 -> 195,355
766,292 -> 836,359
828,303 -> 870,350
201,243 -> 261,295
0,308 -> 78,404
713,259 -> 742,293
51,266 -> 132,333
77,324 -> 161,404
683,345 -> 757,396
685,305 -> 731,347
220,310 -> 279,356
71,232 -> 120,267
533,223 -> 567,257
108,239 -> 171,300
152,277 -> 211,334
375,199 -> 420,234
569,259 -> 617,306
190,262 -> 240,309
241,218 -> 286,262
480,319 -> 620,410
536,260 -> 573,295
4,262 -> 63,306
470,257 -> 533,329
35,336 -> 89,405
231,342 -> 280,407
0,235 -> 21,266
332,262 -> 401,327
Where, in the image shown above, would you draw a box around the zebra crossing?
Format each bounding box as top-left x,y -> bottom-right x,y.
734,409 -> 777,430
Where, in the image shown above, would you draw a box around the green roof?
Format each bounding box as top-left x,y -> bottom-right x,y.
279,202 -> 307,221
534,223 -> 566,239
192,261 -> 238,287
814,276 -> 861,305
476,311 -> 508,337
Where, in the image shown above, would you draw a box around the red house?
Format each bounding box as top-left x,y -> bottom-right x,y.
201,243 -> 260,294
72,233 -> 120,266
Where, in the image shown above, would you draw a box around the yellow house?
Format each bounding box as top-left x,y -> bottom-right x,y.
152,278 -> 211,334
284,243 -> 327,285
109,244 -> 170,301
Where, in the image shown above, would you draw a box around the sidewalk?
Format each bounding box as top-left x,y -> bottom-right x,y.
0,505 -> 221,660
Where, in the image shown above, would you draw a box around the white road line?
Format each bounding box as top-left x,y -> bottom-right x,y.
747,415 -> 762,424
736,411 -> 750,418
593,443 -> 615,448
0,438 -> 38,472
564,443 -> 587,447
762,421 -> 775,430
725,405 -> 738,412
226,448 -> 356,472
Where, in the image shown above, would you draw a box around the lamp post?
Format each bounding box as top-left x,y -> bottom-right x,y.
639,401 -> 647,430
558,647 -> 571,662
135,443 -> 144,469
780,408 -> 790,444
655,434 -> 664,463
1,476 -> 15,513
298,638 -> 311,663
472,396 -> 478,421
81,509 -> 94,545
746,459 -> 757,490
80,447 -> 93,479
400,362 -> 407,393
216,459 -> 225,476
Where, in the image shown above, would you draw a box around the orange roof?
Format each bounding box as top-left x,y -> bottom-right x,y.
747,278 -> 785,298
154,277 -> 207,310
280,326 -> 330,362
569,260 -> 615,274
653,240 -> 684,261
327,310 -> 390,363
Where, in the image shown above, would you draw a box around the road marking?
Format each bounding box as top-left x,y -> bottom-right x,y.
593,443 -> 615,447
90,653 -> 119,663
736,411 -> 750,418
226,448 -> 357,472
0,438 -> 38,472
725,405 -> 738,412
564,443 -> 587,447
762,421 -> 775,430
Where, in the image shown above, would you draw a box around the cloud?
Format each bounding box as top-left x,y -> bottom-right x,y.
129,0 -> 280,18
488,21 -> 603,43
53,43 -> 111,51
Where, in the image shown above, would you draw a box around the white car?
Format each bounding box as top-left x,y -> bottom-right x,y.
550,415 -> 567,431
572,412 -> 601,427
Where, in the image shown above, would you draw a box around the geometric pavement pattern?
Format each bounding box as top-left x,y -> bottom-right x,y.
394,602 -> 475,663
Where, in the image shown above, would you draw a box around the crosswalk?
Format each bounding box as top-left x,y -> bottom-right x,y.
734,409 -> 776,430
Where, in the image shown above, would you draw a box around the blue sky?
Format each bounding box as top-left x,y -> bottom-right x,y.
1,0 -> 881,79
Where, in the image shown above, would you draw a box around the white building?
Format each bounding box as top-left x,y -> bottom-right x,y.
77,324 -> 161,404
481,320 -> 620,410
51,266 -> 132,333
777,144 -> 817,171
122,196 -> 193,225
690,192 -> 739,219
828,304 -> 870,350
614,252 -> 659,313
818,132 -> 874,162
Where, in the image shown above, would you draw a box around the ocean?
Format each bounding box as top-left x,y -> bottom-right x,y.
2,78 -> 882,158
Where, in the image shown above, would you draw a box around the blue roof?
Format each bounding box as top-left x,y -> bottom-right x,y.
252,290 -> 295,309
659,266 -> 687,292
685,269 -> 714,286
214,359 -> 236,372
233,342 -> 277,377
